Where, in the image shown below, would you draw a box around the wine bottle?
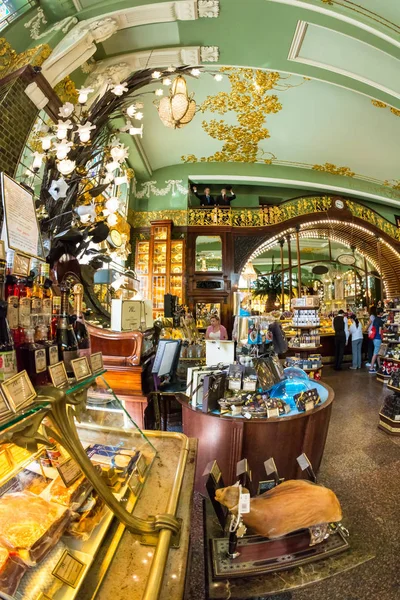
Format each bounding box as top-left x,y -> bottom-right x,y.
72,284 -> 91,357
30,261 -> 42,316
40,263 -> 53,322
51,296 -> 61,341
19,328 -> 47,386
36,323 -> 59,367
57,286 -> 78,376
0,262 -> 17,382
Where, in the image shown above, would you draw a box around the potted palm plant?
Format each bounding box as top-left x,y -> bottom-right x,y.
252,257 -> 289,312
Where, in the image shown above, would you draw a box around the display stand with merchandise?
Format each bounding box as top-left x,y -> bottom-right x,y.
286,298 -> 323,380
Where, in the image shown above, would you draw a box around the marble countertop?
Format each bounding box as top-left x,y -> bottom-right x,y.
80,434 -> 197,600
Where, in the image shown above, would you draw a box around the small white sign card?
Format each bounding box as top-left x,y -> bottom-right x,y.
0,370 -> 37,412
90,352 -> 104,374
48,361 -> 69,389
71,357 -> 92,382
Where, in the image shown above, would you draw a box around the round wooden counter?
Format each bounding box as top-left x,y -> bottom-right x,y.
177,382 -> 334,493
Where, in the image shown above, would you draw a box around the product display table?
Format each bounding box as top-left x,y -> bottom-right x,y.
177,381 -> 334,493
80,434 -> 197,600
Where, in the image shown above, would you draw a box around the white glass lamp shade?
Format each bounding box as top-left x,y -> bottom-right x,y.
41,134 -> 54,151
57,159 -> 76,175
107,213 -> 118,226
111,83 -> 129,96
127,105 -> 136,118
155,88 -> 164,96
158,76 -> 196,129
58,102 -> 74,118
54,139 -> 73,160
190,68 -> 201,77
106,161 -> 120,173
214,73 -> 223,82
151,71 -> 162,79
163,78 -> 172,86
32,152 -> 44,170
56,119 -> 73,140
77,87 -> 94,104
105,197 -> 120,213
76,203 -> 96,220
110,144 -> 128,162
135,112 -> 143,120
77,122 -> 96,143
129,125 -> 143,137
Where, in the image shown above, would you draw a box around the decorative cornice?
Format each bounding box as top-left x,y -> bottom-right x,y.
200,46 -> 220,62
197,0 -> 220,18
133,179 -> 187,198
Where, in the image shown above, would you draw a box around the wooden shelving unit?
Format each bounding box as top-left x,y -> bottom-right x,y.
135,220 -> 185,319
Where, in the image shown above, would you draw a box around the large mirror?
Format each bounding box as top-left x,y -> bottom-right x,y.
195,235 -> 222,272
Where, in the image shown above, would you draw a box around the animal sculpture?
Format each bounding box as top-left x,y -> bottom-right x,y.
215,479 -> 342,545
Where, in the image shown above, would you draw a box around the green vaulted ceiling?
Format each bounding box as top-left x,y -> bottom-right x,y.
8,0 -> 400,205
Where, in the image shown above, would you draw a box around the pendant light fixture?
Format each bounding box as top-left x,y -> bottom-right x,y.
157,75 -> 196,129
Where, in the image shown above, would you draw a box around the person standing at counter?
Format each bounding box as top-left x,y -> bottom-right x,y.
206,315 -> 228,340
369,308 -> 384,374
348,314 -> 363,370
333,310 -> 347,370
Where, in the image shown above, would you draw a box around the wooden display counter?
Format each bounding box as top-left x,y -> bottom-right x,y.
88,324 -> 155,428
177,382 -> 334,493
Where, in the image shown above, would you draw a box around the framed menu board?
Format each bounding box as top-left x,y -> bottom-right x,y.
0,173 -> 44,259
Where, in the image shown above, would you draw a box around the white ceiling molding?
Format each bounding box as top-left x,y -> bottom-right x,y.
191,175 -> 400,208
266,0 -> 400,50
72,0 -> 83,10
288,21 -> 400,100
85,47 -> 201,93
98,1 -> 198,30
200,46 -> 220,62
197,0 -> 220,18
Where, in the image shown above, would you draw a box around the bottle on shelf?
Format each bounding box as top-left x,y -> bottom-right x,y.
19,327 -> 48,385
30,263 -> 42,316
57,285 -> 79,376
51,296 -> 61,341
36,323 -> 59,367
40,262 -> 53,322
71,283 -> 91,357
0,301 -> 17,383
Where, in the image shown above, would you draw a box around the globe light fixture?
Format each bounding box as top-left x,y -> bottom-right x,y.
77,122 -> 96,143
57,159 -> 76,175
127,104 -> 136,118
155,88 -> 164,96
105,197 -> 120,213
129,125 -> 143,137
135,112 -> 144,120
58,102 -> 74,118
163,78 -> 172,86
110,144 -> 129,162
54,139 -> 73,160
32,151 -> 44,171
41,134 -> 54,151
107,213 -> 118,226
152,71 -> 162,79
56,119 -> 73,140
214,73 -> 223,82
157,75 -> 196,129
77,87 -> 94,104
111,82 -> 129,96
191,68 -> 201,77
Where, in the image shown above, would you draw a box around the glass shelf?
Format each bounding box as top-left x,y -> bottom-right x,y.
0,403 -> 49,434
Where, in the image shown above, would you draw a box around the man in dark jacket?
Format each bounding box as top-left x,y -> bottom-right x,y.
333,309 -> 347,370
192,186 -> 215,207
216,188 -> 236,207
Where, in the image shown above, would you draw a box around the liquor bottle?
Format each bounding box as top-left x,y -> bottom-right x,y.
57,286 -> 78,376
51,296 -> 61,340
40,263 -> 53,323
72,284 -> 91,357
36,323 -> 59,367
19,328 -> 47,386
30,262 -> 42,316
0,260 -> 17,382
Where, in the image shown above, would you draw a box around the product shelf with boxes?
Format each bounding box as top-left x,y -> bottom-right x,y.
134,221 -> 185,319
379,370 -> 400,435
0,365 -> 193,600
286,297 -> 323,379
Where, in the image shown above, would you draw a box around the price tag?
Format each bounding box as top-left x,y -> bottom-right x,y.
239,492 -> 251,514
1,370 -> 36,412
135,453 -> 147,478
71,357 -> 92,382
305,400 -> 314,412
90,352 -> 104,374
128,472 -> 141,496
12,252 -> 31,277
48,361 -> 68,389
52,550 -> 85,588
244,412 -> 252,419
56,457 -> 82,487
394,415 -> 400,421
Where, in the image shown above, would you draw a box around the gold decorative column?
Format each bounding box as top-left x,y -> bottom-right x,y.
279,238 -> 285,310
295,226 -> 302,297
287,234 -> 293,300
364,256 -> 370,308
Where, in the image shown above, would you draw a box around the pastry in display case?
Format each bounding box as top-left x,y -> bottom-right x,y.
0,371 -> 159,600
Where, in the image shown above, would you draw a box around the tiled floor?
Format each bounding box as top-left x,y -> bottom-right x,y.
186,367 -> 400,600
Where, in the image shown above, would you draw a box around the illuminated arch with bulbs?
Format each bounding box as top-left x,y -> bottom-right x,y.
240,219 -> 400,299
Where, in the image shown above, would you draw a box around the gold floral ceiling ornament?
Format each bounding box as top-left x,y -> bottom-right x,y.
182,67 -> 304,164
0,37 -> 51,77
312,163 -> 355,177
371,99 -> 400,117
156,75 -> 196,129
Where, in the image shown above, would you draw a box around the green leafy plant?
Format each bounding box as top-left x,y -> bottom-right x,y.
252,257 -> 289,311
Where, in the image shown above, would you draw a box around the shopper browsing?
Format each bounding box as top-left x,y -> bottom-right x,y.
368,308 -> 384,374
365,305 -> 377,367
348,314 -> 363,370
206,315 -> 228,340
333,309 -> 347,371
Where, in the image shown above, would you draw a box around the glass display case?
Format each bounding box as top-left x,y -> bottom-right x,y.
0,373 -> 161,600
135,221 -> 185,319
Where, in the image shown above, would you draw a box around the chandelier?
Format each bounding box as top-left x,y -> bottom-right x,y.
157,76 -> 196,129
